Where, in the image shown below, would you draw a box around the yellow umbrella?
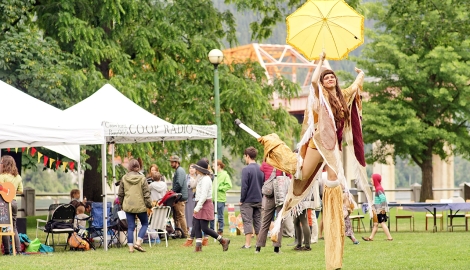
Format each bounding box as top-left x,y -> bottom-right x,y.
286,0 -> 364,60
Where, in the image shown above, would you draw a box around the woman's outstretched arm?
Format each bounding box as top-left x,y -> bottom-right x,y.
342,67 -> 365,103
311,52 -> 326,98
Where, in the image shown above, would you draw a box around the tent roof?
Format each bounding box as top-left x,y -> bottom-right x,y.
64,84 -> 217,143
0,80 -> 104,160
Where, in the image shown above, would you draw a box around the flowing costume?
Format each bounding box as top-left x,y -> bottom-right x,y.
258,71 -> 373,270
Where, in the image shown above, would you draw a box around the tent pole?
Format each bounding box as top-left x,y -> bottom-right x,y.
213,138 -> 218,233
111,143 -> 116,197
101,143 -> 108,251
78,159 -> 83,201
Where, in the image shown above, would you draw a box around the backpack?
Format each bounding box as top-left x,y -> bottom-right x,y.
68,232 -> 90,251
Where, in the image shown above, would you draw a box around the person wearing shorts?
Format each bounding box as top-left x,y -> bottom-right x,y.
239,147 -> 264,249
362,174 -> 393,241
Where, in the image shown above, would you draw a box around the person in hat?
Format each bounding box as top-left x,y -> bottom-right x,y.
192,159 -> 230,252
169,155 -> 188,237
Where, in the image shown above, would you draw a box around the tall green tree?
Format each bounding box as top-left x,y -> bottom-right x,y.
356,0 -> 470,201
1,0 -> 301,200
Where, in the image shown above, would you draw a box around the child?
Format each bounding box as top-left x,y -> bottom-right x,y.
343,192 -> 359,245
74,205 -> 89,229
149,172 -> 167,205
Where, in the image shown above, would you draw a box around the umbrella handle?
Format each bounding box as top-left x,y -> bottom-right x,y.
234,119 -> 261,139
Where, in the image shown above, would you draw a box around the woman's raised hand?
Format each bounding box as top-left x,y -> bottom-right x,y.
320,51 -> 326,61
354,67 -> 363,74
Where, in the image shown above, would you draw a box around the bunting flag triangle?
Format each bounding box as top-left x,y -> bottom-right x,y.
44,156 -> 49,167
15,148 -> 18,153
30,147 -> 37,157
62,162 -> 68,171
69,162 -> 75,171
21,147 -> 26,152
7,148 -> 10,152
56,160 -> 61,170
27,147 -> 30,154
38,152 -> 43,163
49,158 -> 55,169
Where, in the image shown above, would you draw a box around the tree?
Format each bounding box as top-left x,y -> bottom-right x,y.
1,0 -> 301,199
355,0 -> 470,201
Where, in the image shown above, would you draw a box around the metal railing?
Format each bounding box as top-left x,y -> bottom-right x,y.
18,186 -> 467,216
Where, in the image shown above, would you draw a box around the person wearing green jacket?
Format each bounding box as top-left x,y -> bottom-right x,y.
118,158 -> 152,253
210,160 -> 232,235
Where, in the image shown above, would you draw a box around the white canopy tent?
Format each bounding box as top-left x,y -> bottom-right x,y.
64,84 -> 218,250
0,80 -> 104,149
0,80 -> 105,194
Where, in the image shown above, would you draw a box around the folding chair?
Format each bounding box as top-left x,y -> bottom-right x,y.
148,206 -> 171,247
395,206 -> 414,231
425,199 -> 443,231
44,204 -> 76,251
350,212 -> 366,233
108,204 -> 128,247
88,202 -> 112,248
36,203 -> 64,243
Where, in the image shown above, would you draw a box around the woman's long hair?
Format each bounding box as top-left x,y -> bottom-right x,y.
320,69 -> 350,126
0,155 -> 19,177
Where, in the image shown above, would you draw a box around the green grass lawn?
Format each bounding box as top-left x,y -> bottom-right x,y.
3,209 -> 469,270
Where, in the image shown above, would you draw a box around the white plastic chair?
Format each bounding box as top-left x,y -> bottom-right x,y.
148,206 -> 171,247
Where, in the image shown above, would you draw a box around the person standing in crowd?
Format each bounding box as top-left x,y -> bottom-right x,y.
118,158 -> 152,253
169,155 -> 188,238
210,160 -> 232,235
0,155 -> 23,255
148,172 -> 167,204
310,176 -> 321,244
255,161 -> 288,254
148,164 -> 167,182
343,191 -> 359,245
183,164 -> 206,247
362,173 -> 393,242
184,164 -> 197,245
192,159 -> 230,252
292,193 -> 313,251
239,147 -> 264,249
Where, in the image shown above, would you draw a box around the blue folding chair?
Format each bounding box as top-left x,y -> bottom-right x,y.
88,202 -> 112,248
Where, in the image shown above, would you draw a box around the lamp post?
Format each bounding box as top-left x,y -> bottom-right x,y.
208,49 -> 224,161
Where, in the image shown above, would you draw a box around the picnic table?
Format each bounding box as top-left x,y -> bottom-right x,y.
388,202 -> 470,232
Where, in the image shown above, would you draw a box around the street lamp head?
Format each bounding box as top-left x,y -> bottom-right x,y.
208,49 -> 224,65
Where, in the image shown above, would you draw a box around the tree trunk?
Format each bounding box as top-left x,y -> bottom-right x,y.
83,149 -> 103,202
419,158 -> 434,202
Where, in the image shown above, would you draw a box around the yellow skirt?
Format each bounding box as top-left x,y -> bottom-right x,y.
323,185 -> 345,270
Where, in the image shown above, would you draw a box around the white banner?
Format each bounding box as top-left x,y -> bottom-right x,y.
102,122 -> 217,143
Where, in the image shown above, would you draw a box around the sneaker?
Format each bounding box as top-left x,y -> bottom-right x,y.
302,246 -> 312,251
240,245 -> 251,249
287,241 -> 298,246
156,238 -> 161,244
255,246 -> 261,253
293,245 -> 302,251
353,241 -> 360,245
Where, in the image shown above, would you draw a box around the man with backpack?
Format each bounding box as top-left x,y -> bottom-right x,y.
169,155 -> 188,238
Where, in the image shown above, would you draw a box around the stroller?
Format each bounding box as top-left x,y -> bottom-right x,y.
158,191 -> 185,239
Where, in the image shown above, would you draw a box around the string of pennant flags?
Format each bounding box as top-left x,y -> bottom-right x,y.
6,147 -> 75,172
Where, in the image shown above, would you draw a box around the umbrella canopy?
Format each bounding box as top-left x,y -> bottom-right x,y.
286,0 -> 364,60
